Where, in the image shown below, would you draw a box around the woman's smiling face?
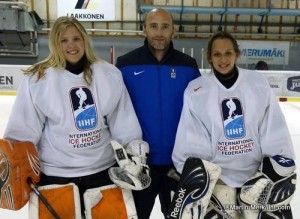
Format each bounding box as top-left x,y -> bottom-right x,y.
210,38 -> 238,75
61,25 -> 85,65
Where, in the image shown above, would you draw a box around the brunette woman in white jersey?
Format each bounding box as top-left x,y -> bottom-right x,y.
171,31 -> 296,218
3,16 -> 149,218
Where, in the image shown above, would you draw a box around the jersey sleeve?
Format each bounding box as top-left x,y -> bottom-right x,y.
259,87 -> 295,159
172,86 -> 212,174
4,76 -> 45,144
106,72 -> 142,146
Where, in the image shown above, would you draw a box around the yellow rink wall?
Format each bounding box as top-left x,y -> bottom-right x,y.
277,97 -> 300,102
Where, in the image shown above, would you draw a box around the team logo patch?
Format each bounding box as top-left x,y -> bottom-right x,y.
70,87 -> 97,131
170,68 -> 176,78
221,98 -> 245,139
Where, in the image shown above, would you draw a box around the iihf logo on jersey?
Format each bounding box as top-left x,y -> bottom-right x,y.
221,97 -> 245,139
70,87 -> 97,131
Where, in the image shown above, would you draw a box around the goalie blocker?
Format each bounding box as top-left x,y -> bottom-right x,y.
167,155 -> 296,219
0,139 -> 40,210
167,157 -> 221,219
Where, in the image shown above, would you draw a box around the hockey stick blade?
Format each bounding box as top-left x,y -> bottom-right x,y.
28,178 -> 61,219
209,194 -> 235,219
167,168 -> 181,182
167,157 -> 210,219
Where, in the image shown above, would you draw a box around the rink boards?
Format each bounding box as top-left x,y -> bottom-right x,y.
0,65 -> 300,101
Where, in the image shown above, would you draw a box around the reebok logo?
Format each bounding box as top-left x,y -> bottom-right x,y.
170,188 -> 186,218
279,157 -> 292,164
134,70 -> 144,75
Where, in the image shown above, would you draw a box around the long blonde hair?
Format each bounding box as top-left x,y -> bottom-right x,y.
23,16 -> 101,85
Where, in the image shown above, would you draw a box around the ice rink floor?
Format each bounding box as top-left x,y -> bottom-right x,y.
0,95 -> 299,219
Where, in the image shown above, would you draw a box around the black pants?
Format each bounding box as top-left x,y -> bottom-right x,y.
39,169 -> 114,215
132,164 -> 179,219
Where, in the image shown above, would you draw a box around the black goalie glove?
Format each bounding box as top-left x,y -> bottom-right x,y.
239,155 -> 297,209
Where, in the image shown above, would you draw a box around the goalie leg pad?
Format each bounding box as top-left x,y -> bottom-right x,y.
205,181 -> 240,219
167,157 -> 221,219
0,139 -> 40,210
83,184 -> 137,219
29,183 -> 81,219
259,206 -> 293,219
240,203 -> 293,219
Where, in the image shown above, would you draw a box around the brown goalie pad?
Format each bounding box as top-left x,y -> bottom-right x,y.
29,183 -> 81,219
0,139 -> 40,210
84,185 -> 132,219
92,187 -> 128,219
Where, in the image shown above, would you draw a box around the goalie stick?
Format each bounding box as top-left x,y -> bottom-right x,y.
28,178 -> 61,219
208,194 -> 235,219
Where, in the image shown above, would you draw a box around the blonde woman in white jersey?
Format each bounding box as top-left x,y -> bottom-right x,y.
1,16 -> 150,219
171,31 -> 296,219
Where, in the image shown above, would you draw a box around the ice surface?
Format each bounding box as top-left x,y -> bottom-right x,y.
0,96 -> 299,219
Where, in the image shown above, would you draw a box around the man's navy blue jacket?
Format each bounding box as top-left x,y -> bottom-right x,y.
116,39 -> 200,165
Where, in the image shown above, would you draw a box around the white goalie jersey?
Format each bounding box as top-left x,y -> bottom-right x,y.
4,62 -> 142,178
172,67 -> 295,188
